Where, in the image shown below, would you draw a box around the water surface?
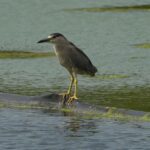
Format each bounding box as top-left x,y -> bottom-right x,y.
0,108 -> 150,150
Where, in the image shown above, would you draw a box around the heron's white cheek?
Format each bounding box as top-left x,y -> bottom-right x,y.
53,46 -> 58,56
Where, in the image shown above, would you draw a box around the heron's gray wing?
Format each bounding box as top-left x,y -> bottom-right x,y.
69,42 -> 97,76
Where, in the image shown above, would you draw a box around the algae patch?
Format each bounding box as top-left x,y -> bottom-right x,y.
0,51 -> 55,59
0,102 -> 48,109
64,4 -> 150,13
134,43 -> 150,49
0,93 -> 149,122
95,74 -> 129,80
80,86 -> 150,112
60,106 -> 150,122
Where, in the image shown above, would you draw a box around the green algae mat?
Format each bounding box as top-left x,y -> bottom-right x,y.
0,51 -> 55,59
134,43 -> 150,49
64,4 -> 150,13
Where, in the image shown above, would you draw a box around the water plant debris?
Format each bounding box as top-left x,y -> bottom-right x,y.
0,51 -> 55,59
64,4 -> 150,13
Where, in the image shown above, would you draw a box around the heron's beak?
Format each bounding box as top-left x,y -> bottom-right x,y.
37,38 -> 50,43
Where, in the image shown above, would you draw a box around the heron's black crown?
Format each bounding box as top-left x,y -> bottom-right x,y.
50,33 -> 64,39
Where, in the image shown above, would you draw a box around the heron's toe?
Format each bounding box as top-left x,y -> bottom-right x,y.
67,95 -> 78,104
59,92 -> 69,97
72,96 -> 78,100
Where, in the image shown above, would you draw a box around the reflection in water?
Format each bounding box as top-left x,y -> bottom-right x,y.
42,107 -> 97,136
65,118 -> 82,133
64,117 -> 96,135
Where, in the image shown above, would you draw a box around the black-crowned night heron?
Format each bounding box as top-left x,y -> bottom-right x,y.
38,33 -> 97,104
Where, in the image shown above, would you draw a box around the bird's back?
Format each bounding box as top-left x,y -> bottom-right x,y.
68,42 -> 97,76
54,41 -> 97,76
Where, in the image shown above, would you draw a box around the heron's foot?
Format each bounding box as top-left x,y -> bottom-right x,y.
59,92 -> 71,99
67,95 -> 78,104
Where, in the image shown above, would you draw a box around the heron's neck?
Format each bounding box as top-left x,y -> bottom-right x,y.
53,41 -> 69,51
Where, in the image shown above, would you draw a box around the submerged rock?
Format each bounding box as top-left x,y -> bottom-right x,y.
0,92 -> 149,121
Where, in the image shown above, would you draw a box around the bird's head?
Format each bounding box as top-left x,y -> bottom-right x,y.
37,33 -> 67,44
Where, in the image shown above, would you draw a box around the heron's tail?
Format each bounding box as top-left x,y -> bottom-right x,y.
89,65 -> 98,76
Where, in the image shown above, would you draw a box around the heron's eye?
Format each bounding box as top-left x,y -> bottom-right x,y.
53,35 -> 60,39
53,36 -> 57,39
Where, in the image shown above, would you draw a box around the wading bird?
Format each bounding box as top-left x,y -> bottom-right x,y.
38,33 -> 97,104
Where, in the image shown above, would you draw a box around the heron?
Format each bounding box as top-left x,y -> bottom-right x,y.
38,33 -> 97,104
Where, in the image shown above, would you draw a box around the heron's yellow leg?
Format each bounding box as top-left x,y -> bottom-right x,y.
73,78 -> 78,99
59,75 -> 74,97
67,76 -> 74,95
67,77 -> 78,104
59,75 -> 75,106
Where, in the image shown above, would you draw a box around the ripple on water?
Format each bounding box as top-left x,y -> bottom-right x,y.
0,108 -> 150,150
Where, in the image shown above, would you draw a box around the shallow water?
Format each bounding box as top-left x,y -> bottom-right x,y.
0,0 -> 150,149
0,108 -> 150,150
0,0 -> 150,110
